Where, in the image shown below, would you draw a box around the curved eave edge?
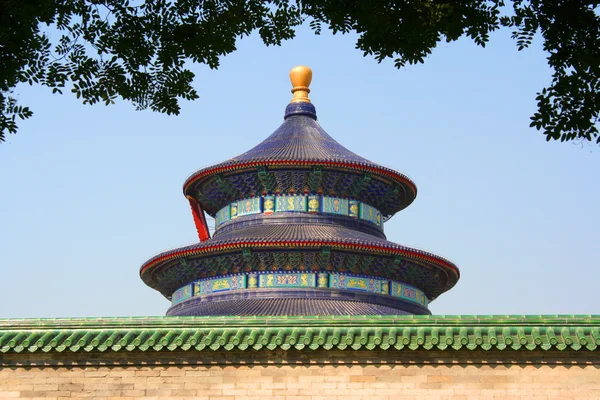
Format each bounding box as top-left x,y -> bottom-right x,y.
182,160 -> 418,198
0,315 -> 598,354
139,240 -> 459,279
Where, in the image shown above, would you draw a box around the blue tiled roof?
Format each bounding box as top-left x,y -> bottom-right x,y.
142,222 -> 456,269
167,298 -> 413,316
183,103 -> 416,195
232,103 -> 375,163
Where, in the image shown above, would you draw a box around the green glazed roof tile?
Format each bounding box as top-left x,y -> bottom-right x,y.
0,315 -> 598,354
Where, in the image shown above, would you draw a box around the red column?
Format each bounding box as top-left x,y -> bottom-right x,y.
186,196 -> 210,242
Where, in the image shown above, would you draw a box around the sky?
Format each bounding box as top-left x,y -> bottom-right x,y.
1,24 -> 599,318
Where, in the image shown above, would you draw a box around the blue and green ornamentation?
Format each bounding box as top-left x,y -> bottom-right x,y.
381,280 -> 390,295
317,272 -> 329,288
194,274 -> 247,295
171,284 -> 192,305
259,273 -> 316,288
247,273 -> 258,288
329,273 -> 384,292
236,197 -> 262,217
361,203 -> 382,228
348,200 -> 360,218
276,195 -> 308,212
391,282 -> 428,307
308,195 -> 320,213
214,195 -> 384,230
322,197 -> 348,215
230,202 -> 239,219
172,272 -> 427,308
215,205 -> 231,227
263,196 -> 275,215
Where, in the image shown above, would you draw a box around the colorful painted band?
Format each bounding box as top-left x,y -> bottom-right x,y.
171,272 -> 427,307
215,195 -> 383,229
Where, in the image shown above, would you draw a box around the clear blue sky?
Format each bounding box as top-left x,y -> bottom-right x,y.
1,25 -> 598,318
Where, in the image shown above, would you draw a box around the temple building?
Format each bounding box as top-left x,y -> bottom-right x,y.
0,67 -> 597,400
140,65 -> 459,317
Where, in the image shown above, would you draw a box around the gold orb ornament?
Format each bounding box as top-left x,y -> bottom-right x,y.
289,65 -> 312,103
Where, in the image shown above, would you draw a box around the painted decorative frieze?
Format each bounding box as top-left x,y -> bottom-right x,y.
259,273 -> 316,288
172,272 -> 427,308
329,273 -> 385,293
381,280 -> 390,295
361,203 -> 382,228
194,274 -> 247,295
322,197 -> 348,215
391,282 -> 428,307
317,272 -> 329,288
171,284 -> 192,305
214,195 -> 384,230
230,202 -> 239,219
236,197 -> 262,217
308,195 -> 320,213
276,195 -> 308,213
263,196 -> 275,215
348,200 -> 360,218
215,205 -> 230,227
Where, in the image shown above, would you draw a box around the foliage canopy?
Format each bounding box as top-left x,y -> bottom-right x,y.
1,1 -> 599,144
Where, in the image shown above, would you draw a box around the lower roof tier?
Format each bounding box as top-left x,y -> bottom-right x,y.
140,220 -> 459,303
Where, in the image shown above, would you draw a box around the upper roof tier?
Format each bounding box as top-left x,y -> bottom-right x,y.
183,66 -> 417,218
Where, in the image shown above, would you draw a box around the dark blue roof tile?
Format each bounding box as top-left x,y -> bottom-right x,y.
167,298 -> 414,316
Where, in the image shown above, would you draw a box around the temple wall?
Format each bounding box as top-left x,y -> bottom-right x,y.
0,350 -> 598,399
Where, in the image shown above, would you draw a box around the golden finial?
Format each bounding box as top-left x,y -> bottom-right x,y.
289,66 -> 312,103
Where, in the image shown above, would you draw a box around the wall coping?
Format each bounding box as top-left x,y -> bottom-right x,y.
0,315 -> 598,354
